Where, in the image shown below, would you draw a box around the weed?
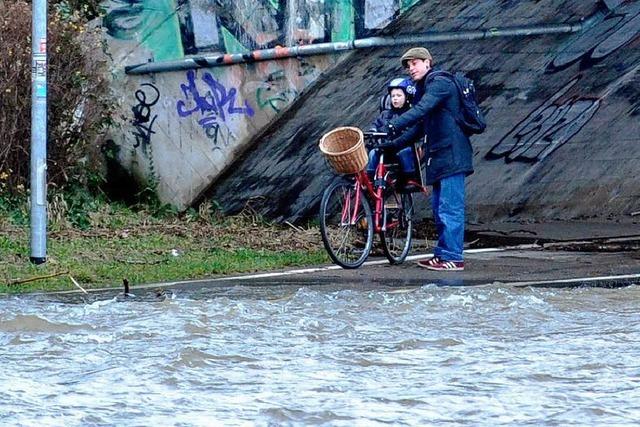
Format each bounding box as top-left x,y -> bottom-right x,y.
0,0 -> 114,199
0,210 -> 328,293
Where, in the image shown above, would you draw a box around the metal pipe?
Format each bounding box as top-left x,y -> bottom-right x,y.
125,11 -> 604,75
30,0 -> 48,264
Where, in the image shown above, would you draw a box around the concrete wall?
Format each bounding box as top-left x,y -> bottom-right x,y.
101,0 -> 420,208
209,0 -> 640,224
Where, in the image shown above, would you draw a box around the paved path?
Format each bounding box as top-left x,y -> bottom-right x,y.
194,246 -> 640,289
192,221 -> 640,289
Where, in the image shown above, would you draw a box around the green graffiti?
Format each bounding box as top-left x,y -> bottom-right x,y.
104,0 -> 183,61
105,0 -> 421,58
256,87 -> 298,113
221,27 -> 250,53
331,0 -> 355,42
400,0 -> 421,13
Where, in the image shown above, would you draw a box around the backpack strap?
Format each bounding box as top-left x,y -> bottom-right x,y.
425,70 -> 464,125
427,70 -> 455,81
426,70 -> 486,135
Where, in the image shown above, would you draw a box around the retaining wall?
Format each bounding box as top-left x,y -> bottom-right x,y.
209,0 -> 640,224
101,0 -> 420,208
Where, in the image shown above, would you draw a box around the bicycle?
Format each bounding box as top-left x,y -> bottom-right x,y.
319,131 -> 428,269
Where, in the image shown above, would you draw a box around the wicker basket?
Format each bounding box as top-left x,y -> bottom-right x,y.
319,126 -> 367,174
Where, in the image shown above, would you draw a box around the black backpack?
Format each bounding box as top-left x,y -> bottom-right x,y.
430,70 -> 486,135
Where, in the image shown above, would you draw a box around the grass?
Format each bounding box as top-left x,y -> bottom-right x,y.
0,198 -> 329,294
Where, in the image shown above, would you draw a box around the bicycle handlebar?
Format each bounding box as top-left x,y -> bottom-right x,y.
363,131 -> 388,139
363,131 -> 394,150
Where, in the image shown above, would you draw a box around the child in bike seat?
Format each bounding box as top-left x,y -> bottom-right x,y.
367,77 -> 423,189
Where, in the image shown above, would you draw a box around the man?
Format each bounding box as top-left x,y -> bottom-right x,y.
388,47 -> 473,271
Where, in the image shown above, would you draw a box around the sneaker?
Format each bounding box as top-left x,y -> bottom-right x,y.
417,257 -> 464,271
417,256 -> 440,268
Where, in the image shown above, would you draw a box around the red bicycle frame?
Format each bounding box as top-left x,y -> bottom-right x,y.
347,152 -> 389,234
341,132 -> 429,235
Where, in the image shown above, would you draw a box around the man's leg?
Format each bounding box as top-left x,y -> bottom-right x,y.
430,181 -> 443,259
434,173 -> 465,261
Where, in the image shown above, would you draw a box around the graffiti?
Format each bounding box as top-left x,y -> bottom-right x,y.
485,79 -> 600,163
103,0 -> 183,61
131,83 -> 159,155
181,2 -> 221,54
255,70 -> 299,112
205,122 -> 237,152
105,0 -> 412,59
177,69 -> 255,132
219,0 -> 282,48
364,0 -> 396,30
299,60 -> 318,78
256,87 -> 299,112
548,3 -> 640,72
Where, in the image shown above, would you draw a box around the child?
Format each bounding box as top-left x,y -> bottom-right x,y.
367,78 -> 422,188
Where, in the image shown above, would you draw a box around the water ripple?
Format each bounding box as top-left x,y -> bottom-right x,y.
1,284 -> 640,425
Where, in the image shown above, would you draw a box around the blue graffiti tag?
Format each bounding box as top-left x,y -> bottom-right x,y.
176,70 -> 254,131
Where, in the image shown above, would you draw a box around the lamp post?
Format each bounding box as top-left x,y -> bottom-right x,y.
30,0 -> 47,264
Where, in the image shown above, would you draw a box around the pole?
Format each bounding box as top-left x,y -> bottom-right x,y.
30,0 -> 47,264
125,11 -> 604,75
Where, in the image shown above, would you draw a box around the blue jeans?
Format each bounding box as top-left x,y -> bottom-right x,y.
431,173 -> 465,261
366,147 -> 416,177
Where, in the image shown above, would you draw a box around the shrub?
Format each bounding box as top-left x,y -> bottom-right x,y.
0,0 -> 113,197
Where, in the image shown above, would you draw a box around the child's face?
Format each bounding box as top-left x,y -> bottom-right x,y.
390,88 -> 407,109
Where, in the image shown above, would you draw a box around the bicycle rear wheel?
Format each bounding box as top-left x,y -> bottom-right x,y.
319,179 -> 373,269
380,189 -> 413,264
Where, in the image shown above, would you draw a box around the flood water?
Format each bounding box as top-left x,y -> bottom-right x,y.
1,283 -> 640,426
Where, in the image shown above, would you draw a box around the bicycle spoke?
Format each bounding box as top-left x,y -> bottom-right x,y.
380,190 -> 413,264
320,180 -> 373,269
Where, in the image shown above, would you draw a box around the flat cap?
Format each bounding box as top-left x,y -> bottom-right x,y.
401,47 -> 432,67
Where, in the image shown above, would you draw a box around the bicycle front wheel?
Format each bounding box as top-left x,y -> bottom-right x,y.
380,189 -> 413,264
319,179 -> 373,269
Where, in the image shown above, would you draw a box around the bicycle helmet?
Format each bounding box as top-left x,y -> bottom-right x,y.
378,77 -> 415,112
387,77 -> 416,98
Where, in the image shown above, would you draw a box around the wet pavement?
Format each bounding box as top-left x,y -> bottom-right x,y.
174,221 -> 638,291
466,220 -> 640,245
189,247 -> 640,291
149,220 -> 639,292
43,221 -> 640,296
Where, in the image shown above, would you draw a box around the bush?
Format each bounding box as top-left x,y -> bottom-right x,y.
0,0 -> 113,197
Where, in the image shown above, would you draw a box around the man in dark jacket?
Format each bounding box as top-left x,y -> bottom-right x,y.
388,47 -> 473,271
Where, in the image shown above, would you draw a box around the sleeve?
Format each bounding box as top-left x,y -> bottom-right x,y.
371,110 -> 390,132
389,77 -> 453,132
387,123 -> 422,149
